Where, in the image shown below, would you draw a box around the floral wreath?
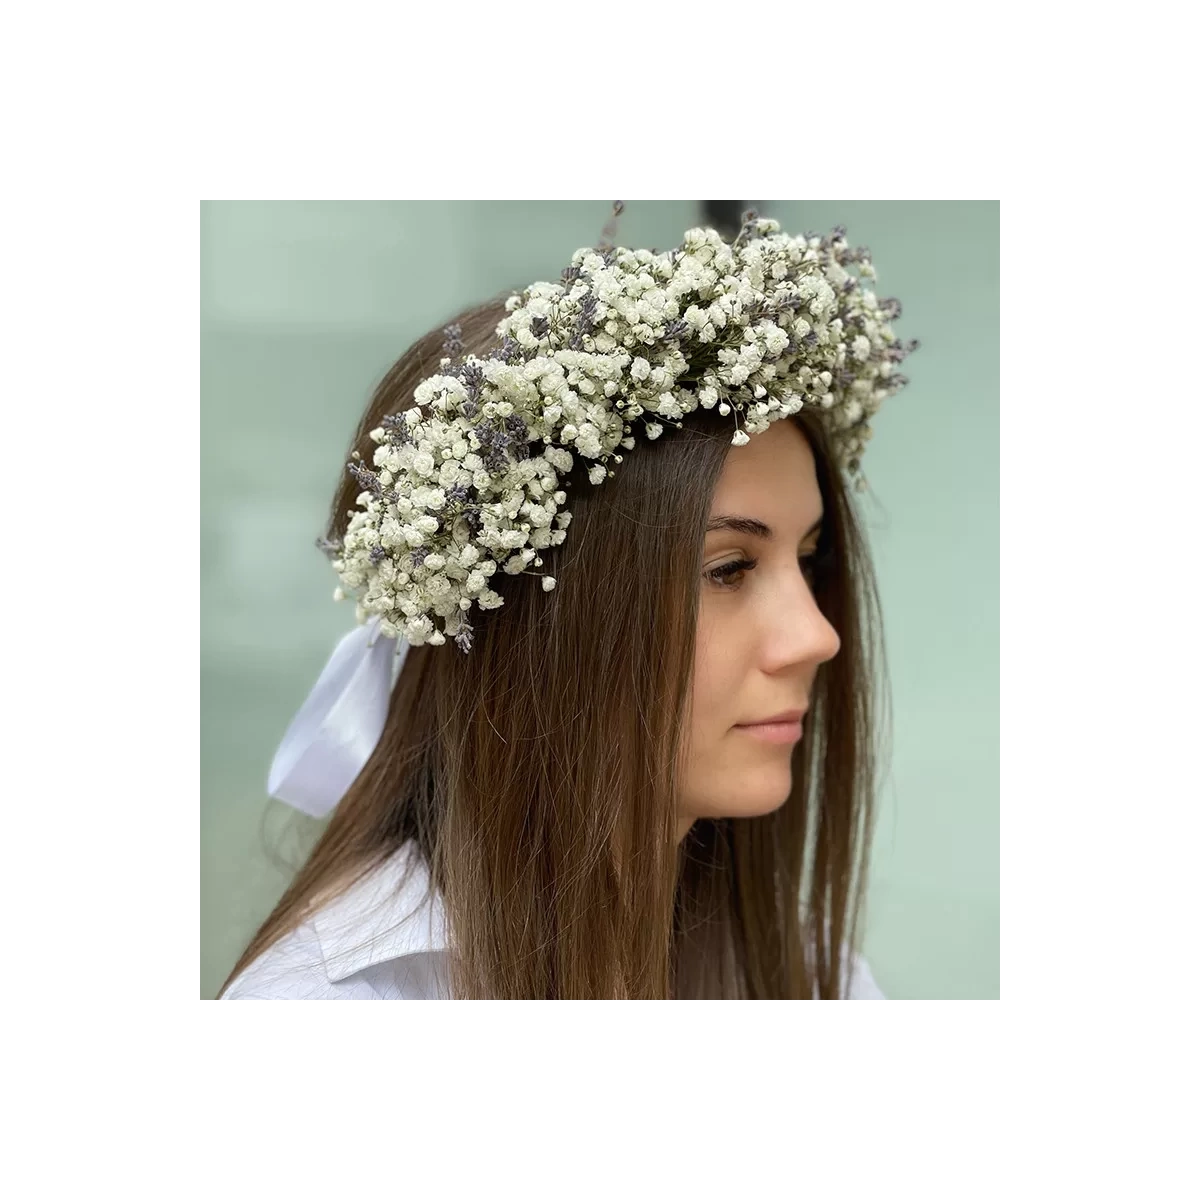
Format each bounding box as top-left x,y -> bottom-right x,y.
321,208 -> 918,653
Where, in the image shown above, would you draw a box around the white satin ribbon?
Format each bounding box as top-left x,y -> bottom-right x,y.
267,616 -> 409,818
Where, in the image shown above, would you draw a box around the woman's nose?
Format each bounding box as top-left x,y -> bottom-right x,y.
763,570 -> 841,668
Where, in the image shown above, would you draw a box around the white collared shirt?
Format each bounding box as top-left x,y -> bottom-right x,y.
221,840 -> 886,999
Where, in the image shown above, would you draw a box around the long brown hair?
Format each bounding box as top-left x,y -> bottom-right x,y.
217,295 -> 890,999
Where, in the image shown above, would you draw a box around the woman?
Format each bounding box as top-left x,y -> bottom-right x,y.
218,217 -> 912,999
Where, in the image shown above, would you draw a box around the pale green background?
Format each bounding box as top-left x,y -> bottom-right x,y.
201,200 -> 999,999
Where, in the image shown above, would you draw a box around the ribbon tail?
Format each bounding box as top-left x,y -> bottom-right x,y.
267,616 -> 408,818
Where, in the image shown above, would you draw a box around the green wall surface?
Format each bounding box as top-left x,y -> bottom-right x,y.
201,199 -> 999,999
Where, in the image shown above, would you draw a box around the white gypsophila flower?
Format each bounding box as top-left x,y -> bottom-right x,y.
329,213 -> 917,651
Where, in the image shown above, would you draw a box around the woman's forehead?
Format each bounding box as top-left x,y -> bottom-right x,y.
710,421 -> 820,514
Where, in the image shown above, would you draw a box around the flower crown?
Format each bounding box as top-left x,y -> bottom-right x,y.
322,210 -> 918,653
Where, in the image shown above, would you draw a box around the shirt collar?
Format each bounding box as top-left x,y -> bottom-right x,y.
313,841 -> 449,983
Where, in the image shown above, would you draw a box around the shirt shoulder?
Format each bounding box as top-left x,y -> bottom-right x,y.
220,917 -> 382,999
220,844 -> 448,1000
221,924 -> 448,999
807,936 -> 888,998
844,949 -> 887,999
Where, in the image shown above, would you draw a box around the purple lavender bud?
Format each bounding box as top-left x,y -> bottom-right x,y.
476,418 -> 512,471
348,460 -> 383,495
574,292 -> 599,338
369,544 -> 387,565
410,545 -> 430,569
454,620 -> 474,654
461,361 -> 484,399
381,412 -> 412,446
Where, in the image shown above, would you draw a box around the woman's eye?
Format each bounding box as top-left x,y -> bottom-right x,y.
705,557 -> 756,589
704,551 -> 823,591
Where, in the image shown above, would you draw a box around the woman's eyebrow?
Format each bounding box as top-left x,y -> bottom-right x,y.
706,514 -> 823,541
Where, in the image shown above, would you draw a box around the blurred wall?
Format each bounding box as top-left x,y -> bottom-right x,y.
200,199 -> 998,999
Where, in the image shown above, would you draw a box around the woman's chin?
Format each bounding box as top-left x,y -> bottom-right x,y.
737,788 -> 792,819
686,784 -> 793,823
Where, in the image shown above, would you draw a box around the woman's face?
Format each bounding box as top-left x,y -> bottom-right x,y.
677,418 -> 841,842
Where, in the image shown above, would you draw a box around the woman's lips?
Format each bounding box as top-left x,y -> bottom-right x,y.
734,719 -> 803,744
